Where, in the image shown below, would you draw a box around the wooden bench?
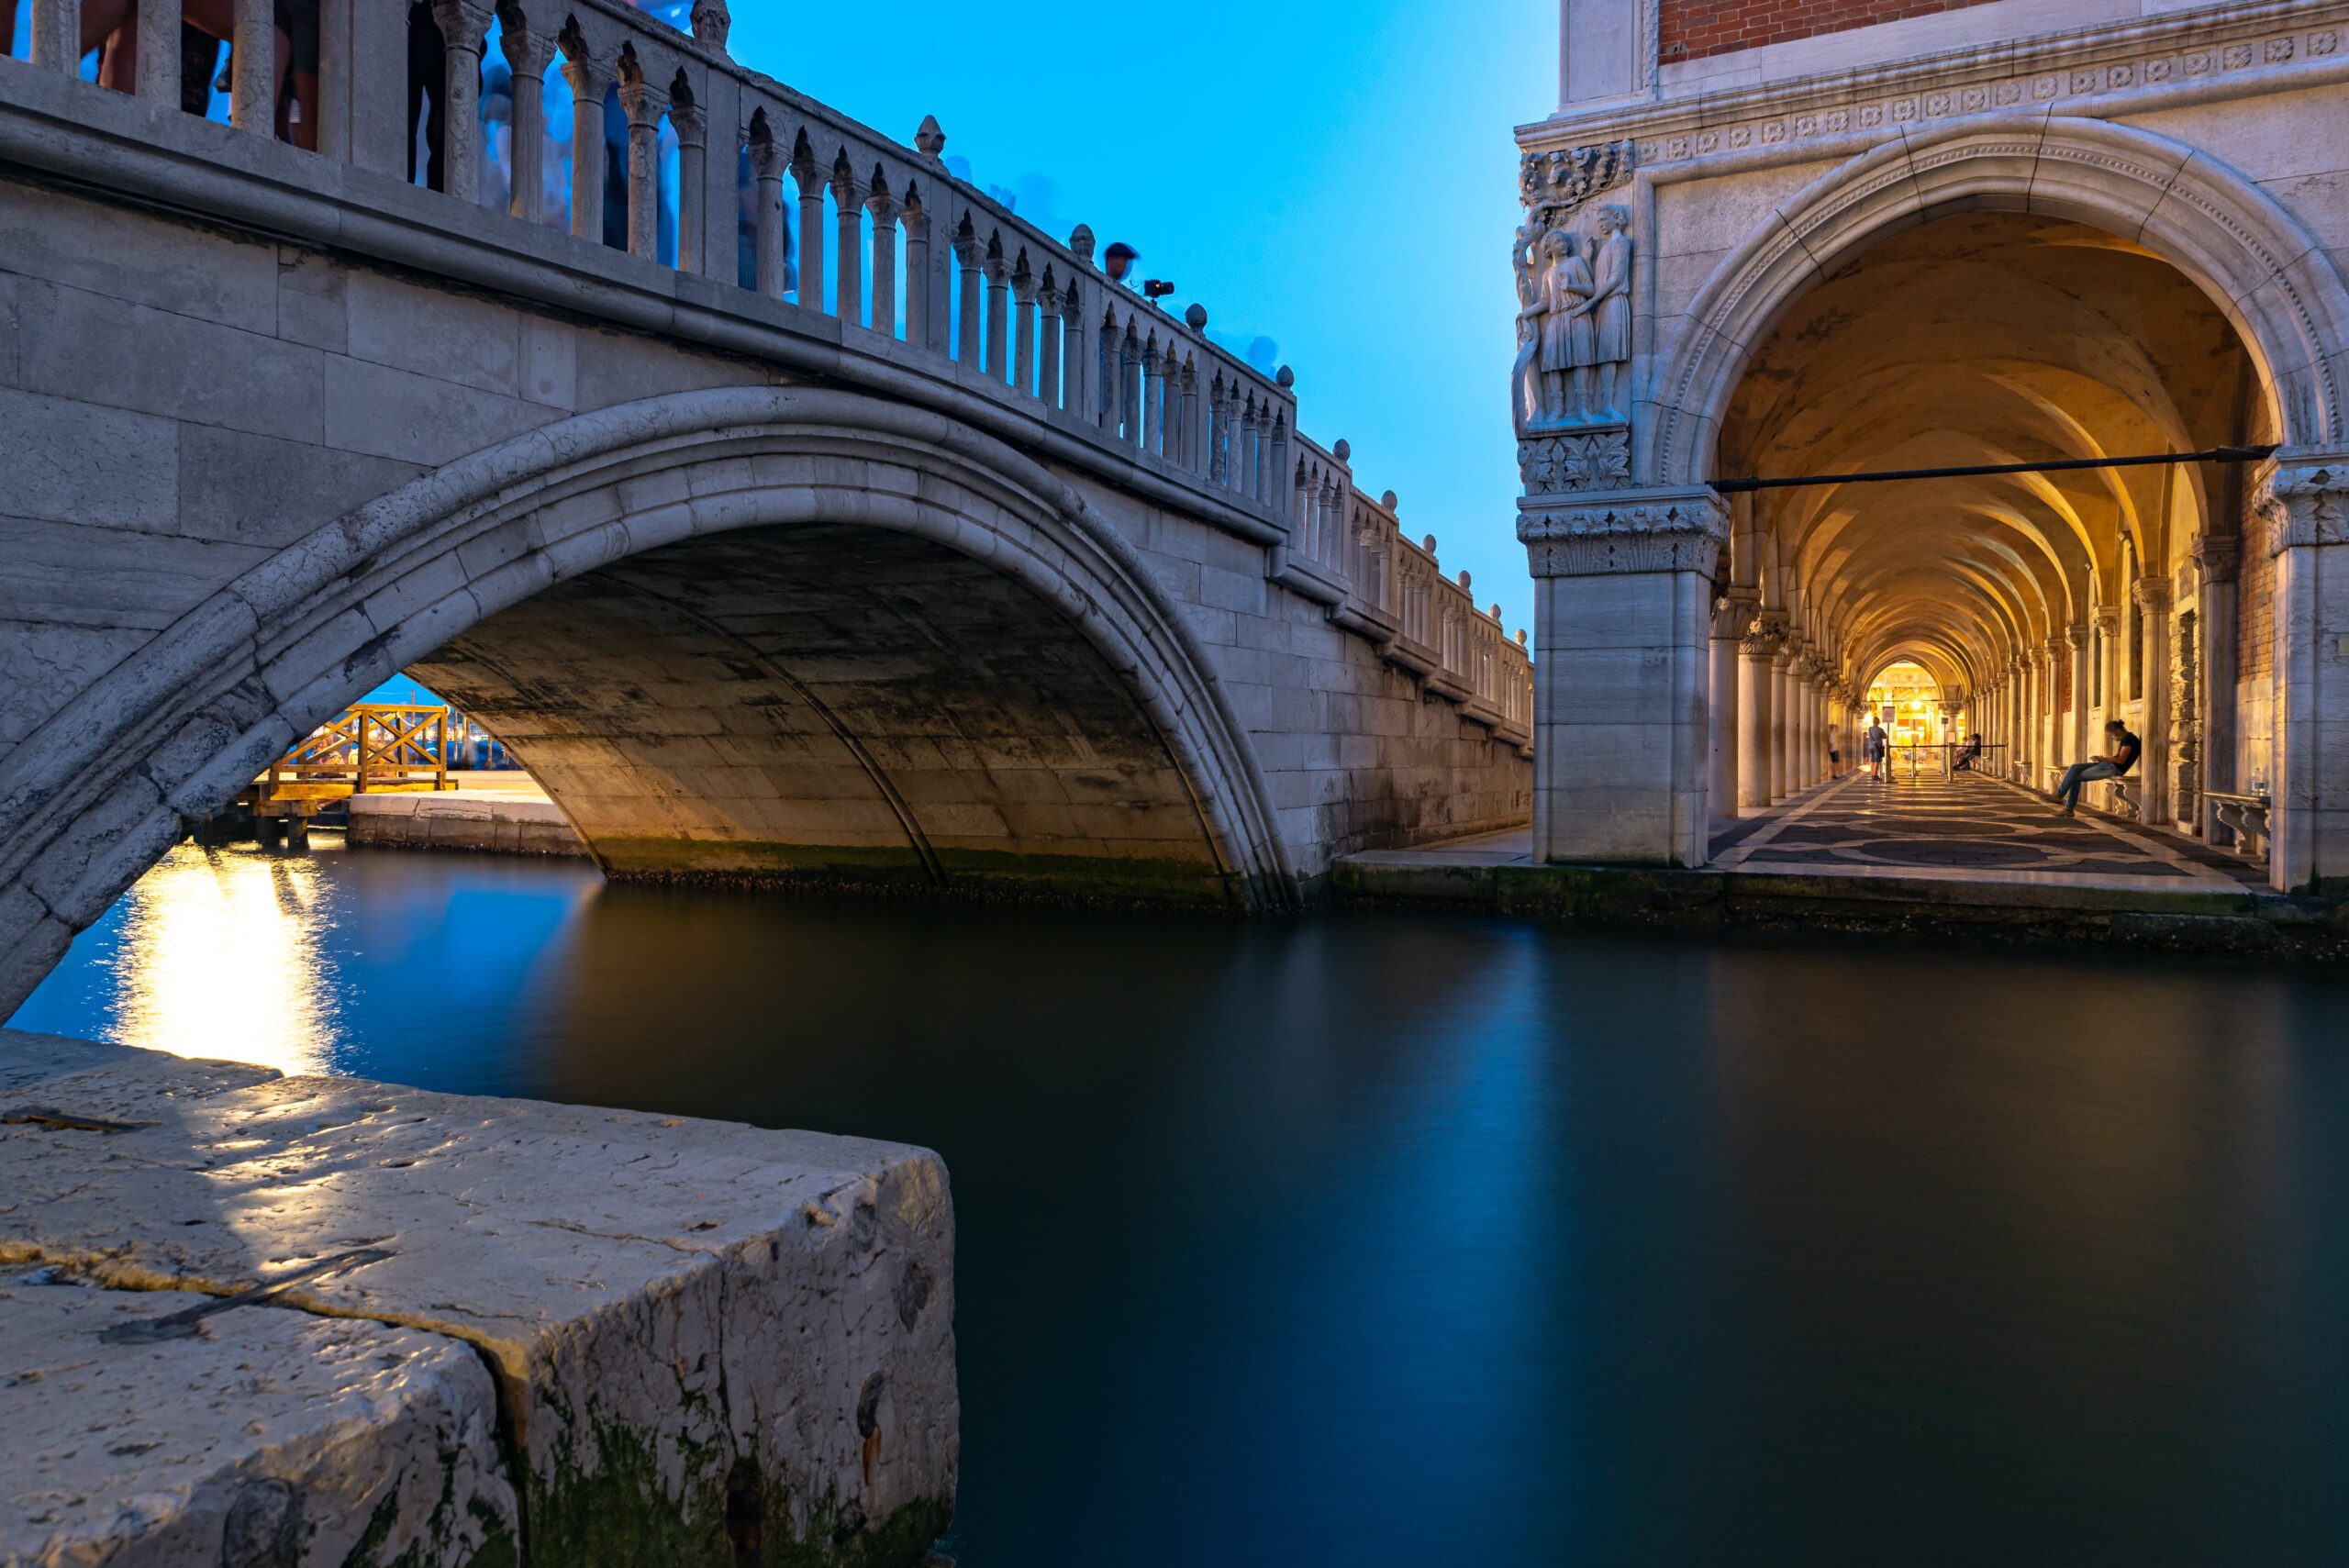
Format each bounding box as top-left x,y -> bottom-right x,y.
2205,789 -> 2272,865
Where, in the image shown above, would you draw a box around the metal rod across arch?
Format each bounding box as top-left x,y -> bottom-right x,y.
1709,444 -> 2278,495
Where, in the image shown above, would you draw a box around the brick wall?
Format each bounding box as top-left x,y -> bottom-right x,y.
1660,0 -> 2005,63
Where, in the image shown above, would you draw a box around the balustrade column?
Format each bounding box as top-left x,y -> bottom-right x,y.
29,0 -> 82,72
952,225 -> 982,363
1057,276 -> 1085,419
502,28 -> 556,224
750,139 -> 787,296
562,48 -> 617,244
1268,416 -> 1290,515
1037,277 -> 1063,408
1178,364 -> 1199,470
619,77 -> 668,261
830,158 -> 863,328
905,196 -> 938,350
791,143 -> 828,313
134,0 -> 177,102
671,104 -> 707,274
866,183 -> 899,338
232,0 -> 278,133
1140,339 -> 1164,451
982,240 -> 1010,380
1121,327 -> 1143,446
1012,261 -> 1040,394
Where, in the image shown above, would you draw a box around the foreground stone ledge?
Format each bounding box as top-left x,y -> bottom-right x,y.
0,1038 -> 957,1566
2,1275 -> 517,1568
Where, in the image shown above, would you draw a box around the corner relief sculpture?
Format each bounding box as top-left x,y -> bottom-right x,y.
1515,140 -> 1635,495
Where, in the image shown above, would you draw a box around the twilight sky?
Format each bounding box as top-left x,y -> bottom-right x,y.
727,1 -> 1556,639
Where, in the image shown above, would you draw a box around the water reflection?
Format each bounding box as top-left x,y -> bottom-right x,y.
13,850 -> 2349,1564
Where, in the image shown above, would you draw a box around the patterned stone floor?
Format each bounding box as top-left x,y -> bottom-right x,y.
1711,772 -> 2268,890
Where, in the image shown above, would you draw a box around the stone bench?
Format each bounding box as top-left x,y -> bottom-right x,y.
2206,789 -> 2273,865
2104,777 -> 2142,820
0,1032 -> 957,1566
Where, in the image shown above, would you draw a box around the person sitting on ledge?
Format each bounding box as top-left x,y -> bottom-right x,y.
1953,731 -> 1984,773
2053,720 -> 2141,817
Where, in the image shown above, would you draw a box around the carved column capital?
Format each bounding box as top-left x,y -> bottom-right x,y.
2092,605 -> 2122,636
2254,458 -> 2349,552
2191,532 -> 2242,583
430,0 -> 493,54
668,101 -> 706,150
1518,485 -> 1727,577
501,22 -> 556,77
1711,586 -> 1759,640
618,75 -> 669,131
2132,575 -> 2173,612
2044,635 -> 2070,661
2065,621 -> 2091,650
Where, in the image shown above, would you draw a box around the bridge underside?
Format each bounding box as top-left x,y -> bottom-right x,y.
411,524 -> 1238,906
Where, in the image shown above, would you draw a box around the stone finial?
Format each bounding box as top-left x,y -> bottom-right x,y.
1185,303 -> 1208,330
1517,629 -> 1530,647
1422,534 -> 1438,554
1380,489 -> 1397,510
1457,570 -> 1473,590
1489,603 -> 1504,620
1331,439 -> 1350,462
1069,224 -> 1096,263
1275,364 -> 1295,389
689,0 -> 731,52
915,116 -> 947,160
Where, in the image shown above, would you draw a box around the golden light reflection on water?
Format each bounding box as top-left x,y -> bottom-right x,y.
109,842 -> 345,1076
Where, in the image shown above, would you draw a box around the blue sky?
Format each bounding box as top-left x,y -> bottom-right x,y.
727,2 -> 1556,640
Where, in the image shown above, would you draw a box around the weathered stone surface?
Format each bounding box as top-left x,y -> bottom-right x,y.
346,793 -> 588,857
1,1274 -> 517,1568
0,1041 -> 957,1565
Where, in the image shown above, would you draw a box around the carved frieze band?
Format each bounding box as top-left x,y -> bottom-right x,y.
1519,486 -> 1727,577
2254,462 -> 2349,551
1598,18 -> 2346,169
1519,428 -> 1631,493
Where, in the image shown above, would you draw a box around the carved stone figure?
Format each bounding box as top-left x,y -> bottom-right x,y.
1574,204 -> 1633,419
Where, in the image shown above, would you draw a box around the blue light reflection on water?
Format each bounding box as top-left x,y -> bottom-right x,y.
13,843 -> 2349,1564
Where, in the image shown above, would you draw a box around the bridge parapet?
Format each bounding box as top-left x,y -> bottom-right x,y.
1,0 -> 1530,728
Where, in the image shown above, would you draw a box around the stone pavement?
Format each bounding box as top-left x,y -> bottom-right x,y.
1710,773 -> 2269,892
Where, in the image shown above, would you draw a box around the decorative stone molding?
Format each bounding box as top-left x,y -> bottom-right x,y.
1519,428 -> 1630,493
1519,139 -> 1636,227
1712,586 -> 1759,640
1519,485 -> 1727,576
2066,622 -> 2092,651
2190,533 -> 2242,584
688,0 -> 730,51
2132,575 -> 2174,611
2093,606 -> 2123,637
1549,6 -> 2349,172
2254,461 -> 2349,551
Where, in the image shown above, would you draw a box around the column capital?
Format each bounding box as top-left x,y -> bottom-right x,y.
501,22 -> 557,76
2132,575 -> 2173,611
747,136 -> 785,181
2065,621 -> 2091,650
2044,634 -> 2070,661
618,75 -> 670,131
2092,605 -> 2122,635
668,101 -> 707,150
430,0 -> 494,53
1518,485 -> 1726,578
1711,585 -> 1759,640
560,42 -> 618,99
2254,456 -> 2349,552
2191,531 -> 2242,583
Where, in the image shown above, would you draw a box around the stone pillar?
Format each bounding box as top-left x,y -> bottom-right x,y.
831,155 -> 863,328
133,0 -> 177,103
561,46 -> 616,245
2253,462 -> 2349,892
1710,590 -> 1756,817
502,25 -> 556,225
671,102 -> 707,275
1737,622 -> 1778,812
2135,576 -> 2173,826
2094,606 -> 2123,740
1769,639 -> 1795,803
2068,623 -> 2093,769
1521,484 -> 1725,865
28,0 -> 83,72
866,183 -> 901,338
2017,654 -> 2037,784
2043,635 -> 2070,774
619,74 -> 669,261
750,136 -> 787,297
232,0 -> 277,134
2194,533 -> 2241,845
317,0 -> 408,174
791,139 -> 827,314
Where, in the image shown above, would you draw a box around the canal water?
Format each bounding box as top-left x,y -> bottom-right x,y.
13,840 -> 2349,1565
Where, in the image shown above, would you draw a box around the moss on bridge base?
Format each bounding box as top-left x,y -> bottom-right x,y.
591,836 -> 1246,911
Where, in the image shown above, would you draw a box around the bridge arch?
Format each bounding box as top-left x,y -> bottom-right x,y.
0,386 -> 1298,1008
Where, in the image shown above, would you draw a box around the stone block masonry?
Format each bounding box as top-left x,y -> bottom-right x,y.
0,1032 -> 957,1566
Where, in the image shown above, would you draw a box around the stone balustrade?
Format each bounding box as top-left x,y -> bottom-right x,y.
3,0 -> 1532,745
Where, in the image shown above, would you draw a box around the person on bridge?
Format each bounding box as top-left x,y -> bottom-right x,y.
1954,731 -> 1984,773
1865,717 -> 1890,783
2053,720 -> 2142,817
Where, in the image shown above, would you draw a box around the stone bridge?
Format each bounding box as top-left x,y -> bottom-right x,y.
0,0 -> 1534,1010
